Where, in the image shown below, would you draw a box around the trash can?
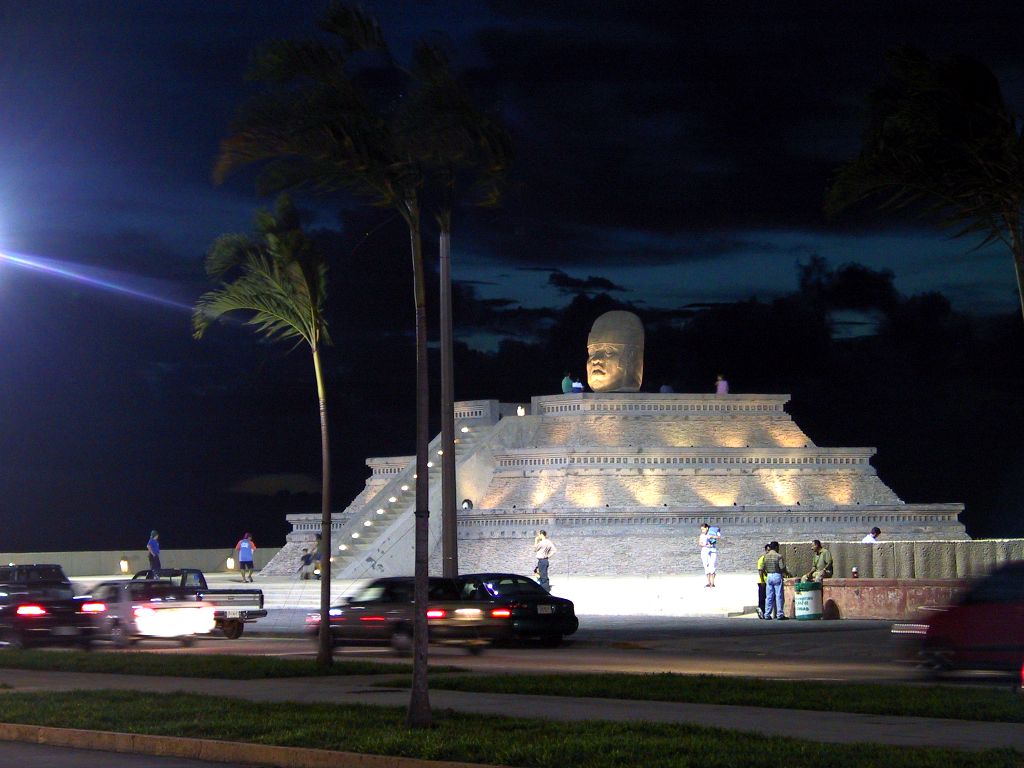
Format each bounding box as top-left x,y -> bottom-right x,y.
794,581 -> 823,620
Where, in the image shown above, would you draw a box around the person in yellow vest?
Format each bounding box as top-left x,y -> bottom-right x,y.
756,544 -> 770,619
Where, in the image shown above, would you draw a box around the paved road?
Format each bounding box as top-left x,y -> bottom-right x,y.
104,615 -> 948,683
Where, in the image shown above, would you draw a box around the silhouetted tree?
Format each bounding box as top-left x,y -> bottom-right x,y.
827,46 -> 1024,322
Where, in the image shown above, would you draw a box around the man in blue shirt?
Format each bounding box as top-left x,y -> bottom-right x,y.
235,532 -> 256,582
146,530 -> 161,571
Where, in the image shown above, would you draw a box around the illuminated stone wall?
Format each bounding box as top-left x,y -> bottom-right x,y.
269,393 -> 970,579
479,471 -> 900,509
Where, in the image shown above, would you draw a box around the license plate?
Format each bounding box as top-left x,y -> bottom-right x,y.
53,626 -> 80,636
537,605 -> 554,614
225,610 -> 240,619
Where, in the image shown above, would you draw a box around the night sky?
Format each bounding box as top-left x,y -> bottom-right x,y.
2,2 -> 1023,552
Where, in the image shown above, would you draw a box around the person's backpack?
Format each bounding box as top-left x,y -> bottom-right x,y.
707,526 -> 720,547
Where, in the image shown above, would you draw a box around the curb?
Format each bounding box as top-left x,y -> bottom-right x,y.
0,722 -> 507,768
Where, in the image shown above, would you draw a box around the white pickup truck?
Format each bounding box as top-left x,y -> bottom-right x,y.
132,568 -> 266,639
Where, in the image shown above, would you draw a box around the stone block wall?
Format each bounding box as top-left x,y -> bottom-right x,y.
457,517 -> 975,579
532,416 -> 812,449
783,578 -> 971,619
0,548 -> 280,578
781,539 -> 1024,581
479,471 -> 900,510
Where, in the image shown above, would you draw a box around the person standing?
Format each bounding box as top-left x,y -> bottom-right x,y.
297,548 -> 314,580
715,374 -> 729,394
698,523 -> 718,587
801,540 -> 833,582
561,372 -> 573,394
760,541 -> 790,619
533,530 -> 557,592
235,532 -> 256,583
312,533 -> 322,580
146,530 -> 161,571
756,543 -> 770,618
861,527 -> 881,543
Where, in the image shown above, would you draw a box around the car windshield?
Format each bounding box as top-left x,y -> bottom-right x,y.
963,565 -> 1024,604
461,575 -> 547,598
129,582 -> 185,601
0,566 -> 68,584
428,581 -> 461,600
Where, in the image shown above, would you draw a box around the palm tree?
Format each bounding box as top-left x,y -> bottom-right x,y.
827,45 -> 1024,322
192,196 -> 334,666
212,4 -> 436,726
404,44 -> 512,577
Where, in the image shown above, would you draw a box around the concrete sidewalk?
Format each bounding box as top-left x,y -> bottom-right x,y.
0,667 -> 1021,754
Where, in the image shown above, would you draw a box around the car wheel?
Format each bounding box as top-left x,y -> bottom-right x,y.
111,624 -> 132,648
1,629 -> 25,650
390,626 -> 413,655
919,645 -> 954,674
465,640 -> 487,656
221,620 -> 243,640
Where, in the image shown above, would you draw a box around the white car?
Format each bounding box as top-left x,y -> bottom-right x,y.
87,580 -> 216,647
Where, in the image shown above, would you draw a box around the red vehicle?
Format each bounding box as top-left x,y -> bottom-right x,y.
897,561 -> 1024,674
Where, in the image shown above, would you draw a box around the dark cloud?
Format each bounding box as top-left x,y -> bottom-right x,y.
545,268 -> 628,295
2,2 -> 1024,549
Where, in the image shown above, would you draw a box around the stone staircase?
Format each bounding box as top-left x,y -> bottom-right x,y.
262,408 -> 496,579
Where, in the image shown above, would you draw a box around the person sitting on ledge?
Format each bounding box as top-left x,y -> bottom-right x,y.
801,539 -> 833,582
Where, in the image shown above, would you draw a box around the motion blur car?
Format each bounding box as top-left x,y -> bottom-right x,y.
306,576 -> 504,653
88,580 -> 216,647
894,560 -> 1024,675
456,572 -> 579,646
0,564 -> 100,648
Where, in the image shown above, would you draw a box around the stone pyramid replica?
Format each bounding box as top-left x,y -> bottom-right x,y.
264,309 -> 966,581
265,326 -> 966,580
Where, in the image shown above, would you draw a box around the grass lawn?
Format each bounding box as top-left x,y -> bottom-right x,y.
0,649 -> 426,678
421,672 -> 1024,724
0,690 -> 1018,768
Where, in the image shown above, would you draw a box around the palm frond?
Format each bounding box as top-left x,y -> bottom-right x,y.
193,196 -> 328,350
318,3 -> 388,55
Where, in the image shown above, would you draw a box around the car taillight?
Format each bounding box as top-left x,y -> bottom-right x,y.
305,614 -> 321,624
490,608 -> 512,618
426,608 -> 446,619
133,606 -> 156,618
16,604 -> 46,617
359,616 -> 386,621
80,602 -> 106,614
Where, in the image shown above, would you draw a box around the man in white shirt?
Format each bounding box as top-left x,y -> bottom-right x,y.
533,530 -> 557,592
861,526 -> 881,543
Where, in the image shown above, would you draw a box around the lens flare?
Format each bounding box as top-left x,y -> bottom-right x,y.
0,250 -> 193,311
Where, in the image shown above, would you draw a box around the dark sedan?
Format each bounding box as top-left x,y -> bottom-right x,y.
456,572 -> 579,646
0,564 -> 101,648
306,576 -> 507,653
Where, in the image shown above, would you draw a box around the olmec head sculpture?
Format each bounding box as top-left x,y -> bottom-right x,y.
586,311 -> 644,392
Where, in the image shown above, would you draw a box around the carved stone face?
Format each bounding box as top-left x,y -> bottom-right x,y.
586,311 -> 644,392
586,343 -> 638,392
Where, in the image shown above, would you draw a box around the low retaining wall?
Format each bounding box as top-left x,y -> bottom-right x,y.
783,578 -> 970,620
780,539 -> 1024,581
0,549 -> 281,578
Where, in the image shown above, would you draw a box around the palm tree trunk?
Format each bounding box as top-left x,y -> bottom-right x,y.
1011,222 -> 1024,324
405,199 -> 432,728
312,345 -> 333,668
439,217 -> 458,578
